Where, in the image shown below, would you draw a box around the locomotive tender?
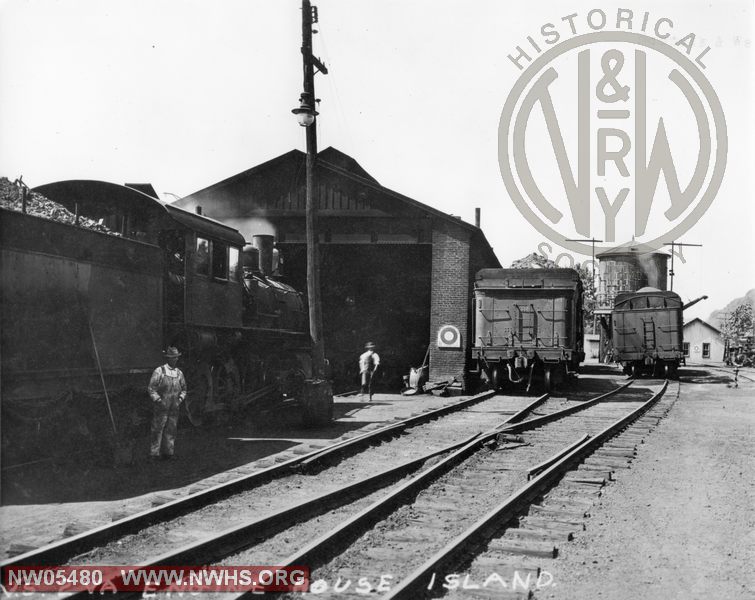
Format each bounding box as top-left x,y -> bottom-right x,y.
470,268 -> 585,392
610,287 -> 707,379
1,180 -> 330,430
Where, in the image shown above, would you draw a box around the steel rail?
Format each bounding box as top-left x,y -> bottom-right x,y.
57,433 -> 482,599
0,381 -> 629,590
227,382 -> 644,599
0,389 -> 500,568
384,380 -> 669,599
526,433 -> 589,480
298,390 -> 502,470
496,380 -> 633,433
700,364 -> 755,383
500,392 -> 550,425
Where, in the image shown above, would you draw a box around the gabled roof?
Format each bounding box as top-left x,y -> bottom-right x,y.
317,147 -> 378,184
176,146 -> 500,265
684,317 -> 722,334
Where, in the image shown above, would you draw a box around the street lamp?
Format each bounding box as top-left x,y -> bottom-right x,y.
291,93 -> 318,128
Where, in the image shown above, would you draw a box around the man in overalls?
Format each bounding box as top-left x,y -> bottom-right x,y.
148,347 -> 187,460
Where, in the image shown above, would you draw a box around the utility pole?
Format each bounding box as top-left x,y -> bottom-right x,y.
664,241 -> 703,292
565,237 -> 603,334
565,237 -> 603,293
293,0 -> 328,379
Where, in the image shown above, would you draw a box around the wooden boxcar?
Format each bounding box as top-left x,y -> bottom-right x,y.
610,287 -> 683,378
470,268 -> 585,391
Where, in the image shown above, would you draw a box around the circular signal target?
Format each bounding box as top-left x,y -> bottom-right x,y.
437,325 -> 461,348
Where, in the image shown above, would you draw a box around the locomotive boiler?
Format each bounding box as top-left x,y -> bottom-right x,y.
470,268 -> 585,392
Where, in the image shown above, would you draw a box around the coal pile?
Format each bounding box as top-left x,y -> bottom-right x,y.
510,252 -> 558,269
0,177 -> 120,235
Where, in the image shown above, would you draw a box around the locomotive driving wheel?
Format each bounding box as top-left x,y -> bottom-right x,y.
185,362 -> 212,427
213,358 -> 240,409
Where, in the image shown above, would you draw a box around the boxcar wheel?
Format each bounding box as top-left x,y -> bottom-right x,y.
185,362 -> 212,426
491,364 -> 505,391
543,366 -> 554,392
631,363 -> 642,379
667,362 -> 679,380
653,360 -> 665,378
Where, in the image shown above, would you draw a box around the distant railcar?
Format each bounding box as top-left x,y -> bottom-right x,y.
610,287 -> 684,379
470,268 -> 585,391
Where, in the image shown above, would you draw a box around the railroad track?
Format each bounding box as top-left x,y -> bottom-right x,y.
5,381 -> 656,599
240,382 -> 666,600
694,364 -> 755,384
1,389 -> 550,570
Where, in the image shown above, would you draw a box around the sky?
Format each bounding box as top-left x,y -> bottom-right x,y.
1,0 -> 753,322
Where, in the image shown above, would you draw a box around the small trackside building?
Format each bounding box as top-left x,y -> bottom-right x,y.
683,318 -> 724,364
173,147 -> 501,390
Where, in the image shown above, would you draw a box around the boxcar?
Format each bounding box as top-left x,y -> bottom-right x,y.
470,268 -> 585,391
611,287 -> 683,378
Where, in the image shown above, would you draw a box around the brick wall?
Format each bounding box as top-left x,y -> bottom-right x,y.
429,222 -> 472,383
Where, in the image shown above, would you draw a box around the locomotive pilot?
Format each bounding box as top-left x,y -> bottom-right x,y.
147,347 -> 187,460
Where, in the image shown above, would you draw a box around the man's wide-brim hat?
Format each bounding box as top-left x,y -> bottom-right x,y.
164,346 -> 182,358
365,342 -> 376,350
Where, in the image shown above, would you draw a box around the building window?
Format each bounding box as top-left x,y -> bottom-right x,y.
212,241 -> 228,280
195,237 -> 210,276
702,343 -> 710,359
683,342 -> 690,357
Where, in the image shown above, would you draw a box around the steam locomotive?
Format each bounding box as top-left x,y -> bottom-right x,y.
1,180 -> 331,433
469,268 -> 585,392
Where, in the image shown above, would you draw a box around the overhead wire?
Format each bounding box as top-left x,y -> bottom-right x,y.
313,19 -> 359,154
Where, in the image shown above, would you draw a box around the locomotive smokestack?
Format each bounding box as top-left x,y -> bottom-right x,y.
475,207 -> 481,228
252,234 -> 274,276
242,244 -> 261,273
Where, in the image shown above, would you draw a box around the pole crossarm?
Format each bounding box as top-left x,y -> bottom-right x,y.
663,241 -> 703,292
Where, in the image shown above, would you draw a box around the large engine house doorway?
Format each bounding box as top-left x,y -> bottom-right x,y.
279,244 -> 431,393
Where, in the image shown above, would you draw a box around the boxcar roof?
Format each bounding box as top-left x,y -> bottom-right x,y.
475,268 -> 581,288
614,288 -> 682,304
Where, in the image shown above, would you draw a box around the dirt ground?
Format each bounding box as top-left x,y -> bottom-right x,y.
2,364 -> 752,600
0,391 -> 465,557
537,367 -> 755,600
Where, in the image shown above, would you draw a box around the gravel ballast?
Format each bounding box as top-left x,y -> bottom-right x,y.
537,376 -> 755,600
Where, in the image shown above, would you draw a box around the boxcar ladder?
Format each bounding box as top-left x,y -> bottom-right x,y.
643,319 -> 656,349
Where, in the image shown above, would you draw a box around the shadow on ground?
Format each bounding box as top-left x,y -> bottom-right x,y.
0,401 -> 376,506
679,368 -> 737,385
